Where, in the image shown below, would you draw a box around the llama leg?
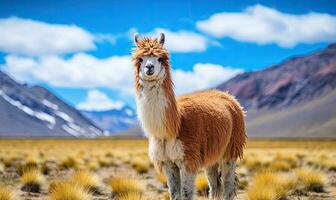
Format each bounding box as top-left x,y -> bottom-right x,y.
163,162 -> 181,200
180,166 -> 196,200
221,160 -> 237,200
205,163 -> 221,199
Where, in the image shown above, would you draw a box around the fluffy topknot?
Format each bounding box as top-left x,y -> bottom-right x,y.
132,37 -> 169,67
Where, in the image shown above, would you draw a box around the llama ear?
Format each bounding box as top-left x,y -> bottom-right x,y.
134,32 -> 140,46
159,33 -> 165,45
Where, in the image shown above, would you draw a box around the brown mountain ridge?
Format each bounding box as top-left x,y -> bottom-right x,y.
217,44 -> 336,138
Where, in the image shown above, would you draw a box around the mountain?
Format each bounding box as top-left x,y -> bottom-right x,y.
0,70 -> 103,137
217,44 -> 336,138
81,106 -> 137,134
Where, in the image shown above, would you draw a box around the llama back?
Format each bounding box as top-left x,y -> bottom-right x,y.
177,89 -> 246,172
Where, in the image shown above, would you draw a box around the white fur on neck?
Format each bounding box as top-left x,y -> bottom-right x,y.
136,78 -> 168,138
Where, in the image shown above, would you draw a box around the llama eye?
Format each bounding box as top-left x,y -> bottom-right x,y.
138,58 -> 143,63
158,57 -> 163,63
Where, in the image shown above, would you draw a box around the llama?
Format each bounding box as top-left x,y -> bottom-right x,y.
132,33 -> 247,200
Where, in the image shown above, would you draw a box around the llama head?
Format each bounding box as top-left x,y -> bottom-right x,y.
132,33 -> 170,84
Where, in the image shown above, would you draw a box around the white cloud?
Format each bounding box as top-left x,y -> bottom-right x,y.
1,53 -> 134,94
144,28 -> 209,52
94,33 -> 117,44
197,4 -> 336,47
173,63 -> 243,95
1,54 -> 242,98
77,89 -> 124,111
0,17 -> 116,56
0,17 -> 242,104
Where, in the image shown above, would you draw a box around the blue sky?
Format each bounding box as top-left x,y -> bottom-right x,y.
0,0 -> 336,110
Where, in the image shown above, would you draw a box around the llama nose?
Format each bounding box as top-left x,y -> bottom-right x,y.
145,65 -> 154,75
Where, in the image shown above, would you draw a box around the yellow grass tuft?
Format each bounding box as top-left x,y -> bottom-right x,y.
310,158 -> 336,172
238,178 -> 249,190
59,157 -> 78,170
71,170 -> 101,194
21,170 -> 45,193
243,156 -> 270,173
18,160 -> 39,175
0,163 -> 4,173
247,186 -> 278,200
41,163 -> 51,175
195,174 -> 209,196
295,168 -> 326,192
97,158 -> 115,168
325,160 -> 336,171
109,177 -> 142,196
118,192 -> 145,200
274,153 -> 297,169
0,185 -> 16,200
269,160 -> 292,171
88,161 -> 99,171
2,157 -> 15,168
247,171 -> 298,200
105,152 -> 114,158
130,159 -> 150,174
49,181 -> 91,200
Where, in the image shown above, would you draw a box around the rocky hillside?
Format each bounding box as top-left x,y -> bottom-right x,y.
217,44 -> 336,137
0,70 -> 103,137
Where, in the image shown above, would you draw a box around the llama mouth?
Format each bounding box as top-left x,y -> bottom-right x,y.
141,67 -> 164,81
142,76 -> 160,82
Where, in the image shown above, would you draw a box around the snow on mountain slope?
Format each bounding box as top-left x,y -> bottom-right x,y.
0,70 -> 103,137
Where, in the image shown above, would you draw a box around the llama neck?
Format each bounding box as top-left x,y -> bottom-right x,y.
136,75 -> 180,139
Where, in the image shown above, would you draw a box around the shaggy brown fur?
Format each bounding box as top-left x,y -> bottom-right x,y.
177,90 -> 246,172
132,37 -> 247,173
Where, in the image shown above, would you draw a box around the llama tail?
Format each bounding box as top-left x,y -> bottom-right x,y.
224,94 -> 247,161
